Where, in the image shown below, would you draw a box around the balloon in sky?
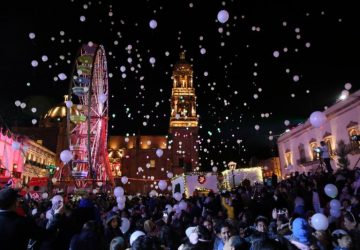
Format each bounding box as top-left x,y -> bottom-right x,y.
217,10 -> 229,24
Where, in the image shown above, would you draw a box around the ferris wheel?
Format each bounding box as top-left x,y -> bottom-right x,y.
66,42 -> 113,188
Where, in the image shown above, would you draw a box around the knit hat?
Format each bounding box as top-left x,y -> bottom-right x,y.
292,218 -> 310,245
130,230 -> 145,246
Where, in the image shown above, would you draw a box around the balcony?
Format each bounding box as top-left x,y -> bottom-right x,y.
296,158 -> 320,167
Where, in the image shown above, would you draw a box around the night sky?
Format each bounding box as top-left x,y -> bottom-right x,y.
1,0 -> 359,170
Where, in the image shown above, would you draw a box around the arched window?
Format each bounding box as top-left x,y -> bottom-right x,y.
298,143 -> 306,163
309,139 -> 318,160
348,126 -> 360,151
323,132 -> 334,156
285,149 -> 293,167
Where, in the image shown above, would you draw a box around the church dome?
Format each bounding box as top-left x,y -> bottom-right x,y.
42,102 -> 81,127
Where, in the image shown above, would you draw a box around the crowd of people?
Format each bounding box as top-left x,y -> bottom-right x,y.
0,167 -> 360,250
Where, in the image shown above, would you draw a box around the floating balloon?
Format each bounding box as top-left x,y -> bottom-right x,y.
167,185 -> 172,191
11,141 -> 21,150
212,166 -> 218,172
156,148 -> 164,158
174,192 -> 182,201
179,200 -> 188,211
284,120 -> 290,126
99,93 -> 107,104
117,195 -> 126,205
167,172 -> 173,179
324,184 -> 338,198
60,150 -> 73,164
51,177 -> 57,184
121,176 -> 128,184
41,193 -> 49,199
149,190 -> 158,197
149,19 -> 157,29
118,203 -> 125,210
330,208 -> 341,218
330,199 -> 341,210
15,100 -> 21,107
217,10 -> 229,24
309,111 -> 327,128
311,213 -> 329,230
65,100 -> 73,108
344,83 -> 352,90
114,186 -> 124,197
120,218 -> 130,234
158,180 -> 167,190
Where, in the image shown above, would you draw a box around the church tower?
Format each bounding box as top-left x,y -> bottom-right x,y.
169,52 -> 199,172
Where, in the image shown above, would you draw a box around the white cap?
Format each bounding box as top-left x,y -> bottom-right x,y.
130,230 -> 145,246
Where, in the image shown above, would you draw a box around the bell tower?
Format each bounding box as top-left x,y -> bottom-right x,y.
169,52 -> 199,172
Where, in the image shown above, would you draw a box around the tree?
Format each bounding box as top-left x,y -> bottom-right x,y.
336,140 -> 350,170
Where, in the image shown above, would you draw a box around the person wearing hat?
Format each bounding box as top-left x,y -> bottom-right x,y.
0,188 -> 64,250
104,212 -> 123,249
331,229 -> 352,250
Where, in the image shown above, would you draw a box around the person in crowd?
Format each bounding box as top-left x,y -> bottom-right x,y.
319,141 -> 333,174
0,188 -> 64,250
110,236 -> 126,250
331,229 -> 352,250
104,212 -> 123,248
69,220 -> 103,250
214,222 -> 232,250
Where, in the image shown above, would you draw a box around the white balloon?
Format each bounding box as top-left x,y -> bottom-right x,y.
284,120 -> 290,126
58,73 -> 67,80
149,57 -> 156,64
29,32 -> 36,39
212,166 -> 218,172
156,148 -> 164,158
60,150 -> 73,164
309,111 -> 327,128
149,190 -> 158,197
330,208 -> 341,218
254,124 -> 260,130
158,180 -> 167,190
32,208 -> 38,216
117,196 -> 126,205
11,141 -> 21,150
120,218 -> 130,234
51,177 -> 57,184
31,60 -> 38,67
344,83 -> 352,90
217,10 -> 229,24
31,107 -> 37,113
114,187 -> 124,197
65,100 -> 73,108
167,185 -> 172,191
311,213 -> 329,230
20,103 -> 26,109
121,176 -> 128,184
99,93 -> 107,104
118,203 -> 125,210
125,137 -> 129,142
31,119 -> 37,125
92,189 -> 98,194
330,199 -> 341,210
167,172 -> 173,179
41,193 -> 49,199
15,100 -> 21,107
149,19 -> 157,29
174,192 -> 182,201
179,200 -> 187,211
51,195 -> 63,205
324,184 -> 338,198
